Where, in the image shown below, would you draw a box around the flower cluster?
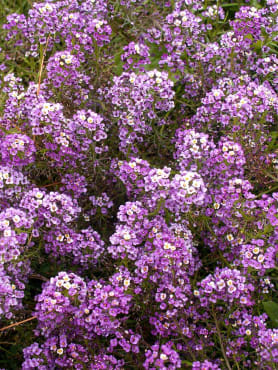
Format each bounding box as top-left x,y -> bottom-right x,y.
44,226 -> 105,267
46,50 -> 91,105
106,70 -> 175,152
0,134 -> 36,166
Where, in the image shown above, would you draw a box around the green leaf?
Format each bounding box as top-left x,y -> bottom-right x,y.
17,151 -> 25,159
268,131 -> 278,151
181,360 -> 193,366
252,40 -> 263,52
114,51 -> 123,76
263,301 -> 278,326
263,224 -> 273,235
221,3 -> 240,8
245,33 -> 254,41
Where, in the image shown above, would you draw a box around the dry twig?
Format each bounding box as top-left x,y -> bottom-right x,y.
0,316 -> 36,332
36,35 -> 51,97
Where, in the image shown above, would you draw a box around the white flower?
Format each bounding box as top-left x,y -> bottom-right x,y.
192,179 -> 201,188
227,234 -> 234,242
63,282 -> 71,289
163,242 -> 171,250
227,280 -> 234,286
252,247 -> 260,255
56,235 -> 64,242
123,279 -> 130,287
12,215 -> 21,223
160,354 -> 168,361
217,279 -> 226,290
228,285 -> 236,293
36,191 -> 44,199
3,220 -> 9,227
123,232 -> 131,241
258,255 -> 265,263
187,187 -> 196,194
134,44 -> 140,53
4,229 -> 11,237
213,90 -> 222,97
180,181 -> 188,190
50,203 -> 58,212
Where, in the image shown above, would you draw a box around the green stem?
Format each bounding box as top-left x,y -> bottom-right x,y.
212,308 -> 232,370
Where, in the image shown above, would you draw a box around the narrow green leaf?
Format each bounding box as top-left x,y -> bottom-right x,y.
263,301 -> 278,326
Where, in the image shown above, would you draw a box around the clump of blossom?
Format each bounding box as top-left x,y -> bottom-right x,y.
143,341 -> 181,369
202,5 -> 225,21
24,270 -> 133,368
256,328 -> 278,366
90,353 -> 125,369
157,5 -> 204,73
121,41 -> 151,71
174,128 -> 215,172
44,226 -> 104,267
240,240 -> 276,273
3,0 -> 112,58
111,157 -> 152,197
224,309 -> 269,360
108,328 -> 141,354
0,166 -> 29,208
191,76 -> 278,174
89,192 -> 113,216
0,207 -> 33,263
166,171 -> 207,216
134,225 -> 199,336
0,134 -> 36,166
45,50 -> 91,105
30,100 -> 108,168
197,268 -> 254,307
60,173 -> 87,199
113,157 -> 207,216
0,262 -> 31,319
19,188 -> 81,229
231,6 -> 272,43
107,70 -> 175,152
174,129 -> 246,185
192,360 -> 221,369
22,340 -> 90,369
207,138 -> 246,182
108,201 -> 149,260
0,206 -> 33,319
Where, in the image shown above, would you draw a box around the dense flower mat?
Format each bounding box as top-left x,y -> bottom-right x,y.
0,0 -> 278,368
